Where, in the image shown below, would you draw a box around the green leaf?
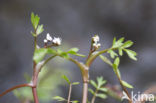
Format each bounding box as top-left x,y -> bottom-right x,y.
31,12 -> 35,26
60,52 -> 70,59
72,82 -> 80,85
112,64 -> 121,78
90,80 -> 97,88
99,88 -> 108,92
122,40 -> 133,48
31,12 -> 40,29
88,88 -> 94,95
47,48 -> 57,54
121,80 -> 133,88
62,75 -> 71,84
36,24 -> 44,35
97,77 -> 106,88
113,37 -> 116,46
118,48 -> 123,56
124,49 -> 137,61
112,37 -> 124,48
114,57 -> 120,67
73,53 -> 86,57
33,48 -> 48,63
31,31 -> 36,37
67,48 -> 85,57
107,50 -> 118,59
53,96 -> 66,101
99,55 -> 112,66
96,93 -> 107,99
71,100 -> 79,103
68,48 -> 79,53
118,37 -> 125,43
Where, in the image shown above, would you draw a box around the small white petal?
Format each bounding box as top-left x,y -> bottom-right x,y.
97,43 -> 101,47
93,43 -> 101,48
53,37 -> 62,45
92,35 -> 100,42
46,33 -> 52,41
44,39 -> 48,43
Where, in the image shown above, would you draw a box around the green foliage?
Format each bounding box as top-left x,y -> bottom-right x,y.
96,93 -> 107,99
99,55 -> 112,66
107,37 -> 137,61
89,77 -> 108,100
112,57 -> 121,78
33,48 -> 49,63
62,75 -> 71,84
62,75 -> 79,85
53,96 -> 66,101
31,12 -> 40,29
72,82 -> 80,85
123,49 -> 137,61
107,49 -> 118,59
33,47 -> 85,63
31,12 -> 44,37
71,100 -> 79,103
67,47 -> 85,57
121,80 -> 133,89
53,75 -> 79,102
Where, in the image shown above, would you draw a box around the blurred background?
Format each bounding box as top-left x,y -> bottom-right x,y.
0,0 -> 156,103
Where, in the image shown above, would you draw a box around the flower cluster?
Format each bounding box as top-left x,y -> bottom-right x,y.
44,33 -> 62,46
92,35 -> 101,49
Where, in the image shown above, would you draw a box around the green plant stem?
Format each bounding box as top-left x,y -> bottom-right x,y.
67,84 -> 72,103
86,48 -> 114,67
100,56 -> 132,103
91,89 -> 98,103
34,37 -> 37,50
68,58 -> 89,103
116,73 -> 132,103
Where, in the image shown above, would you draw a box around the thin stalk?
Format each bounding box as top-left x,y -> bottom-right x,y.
91,89 -> 98,103
86,48 -> 114,67
0,84 -> 32,97
67,84 -> 72,103
95,55 -> 132,103
116,73 -> 132,103
34,37 -> 37,50
81,83 -> 88,103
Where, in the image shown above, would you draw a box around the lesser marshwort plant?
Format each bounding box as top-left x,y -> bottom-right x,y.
0,13 -> 138,103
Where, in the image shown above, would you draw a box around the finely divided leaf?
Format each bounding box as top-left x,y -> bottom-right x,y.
122,40 -> 133,48
124,49 -> 137,61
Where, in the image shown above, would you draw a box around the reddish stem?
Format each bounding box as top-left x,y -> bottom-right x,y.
82,83 -> 88,103
0,84 -> 32,97
32,87 -> 39,103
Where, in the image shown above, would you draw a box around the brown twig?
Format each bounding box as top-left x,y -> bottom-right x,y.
0,84 -> 32,97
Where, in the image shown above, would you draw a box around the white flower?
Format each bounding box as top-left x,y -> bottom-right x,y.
46,33 -> 52,41
44,39 -> 48,43
92,35 -> 100,43
53,37 -> 62,45
93,43 -> 101,49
